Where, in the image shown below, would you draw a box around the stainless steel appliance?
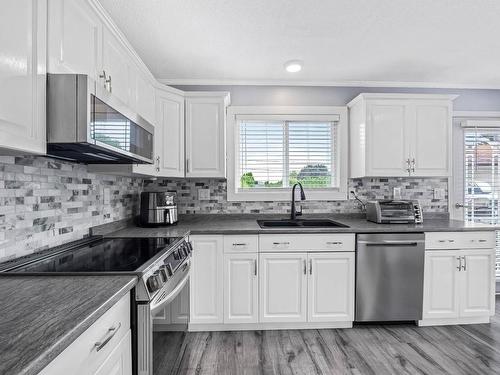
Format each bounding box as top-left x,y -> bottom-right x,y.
140,191 -> 178,226
47,73 -> 154,164
366,200 -> 423,224
0,235 -> 191,375
355,233 -> 425,322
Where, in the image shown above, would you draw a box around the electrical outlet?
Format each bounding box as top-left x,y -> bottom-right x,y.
198,188 -> 210,201
393,187 -> 402,200
434,188 -> 445,200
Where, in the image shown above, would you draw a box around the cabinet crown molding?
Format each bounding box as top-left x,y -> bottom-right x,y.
347,93 -> 459,108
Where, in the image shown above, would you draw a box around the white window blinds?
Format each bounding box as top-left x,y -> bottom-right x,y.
239,121 -> 336,189
464,128 -> 500,278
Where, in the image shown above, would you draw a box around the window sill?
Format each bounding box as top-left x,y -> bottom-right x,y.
226,188 -> 348,202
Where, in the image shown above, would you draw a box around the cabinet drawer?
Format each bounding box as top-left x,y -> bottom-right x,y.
223,235 -> 258,253
259,234 -> 355,252
426,231 -> 495,250
40,293 -> 131,375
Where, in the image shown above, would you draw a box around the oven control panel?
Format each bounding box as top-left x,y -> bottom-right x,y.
144,239 -> 192,295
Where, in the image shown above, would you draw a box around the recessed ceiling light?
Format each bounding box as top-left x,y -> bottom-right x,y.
284,60 -> 303,73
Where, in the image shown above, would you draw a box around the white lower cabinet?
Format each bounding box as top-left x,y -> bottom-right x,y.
189,234 -> 356,330
421,248 -> 495,324
259,252 -> 308,323
308,252 -> 355,322
223,252 -> 258,323
39,293 -> 132,375
189,235 -> 224,324
93,330 -> 132,375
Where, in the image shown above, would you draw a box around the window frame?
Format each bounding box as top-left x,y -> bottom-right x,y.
226,106 -> 348,202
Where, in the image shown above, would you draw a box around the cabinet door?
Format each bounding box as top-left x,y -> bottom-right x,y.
185,96 -> 227,177
411,102 -> 451,176
135,73 -> 155,125
259,253 -> 307,323
102,28 -> 131,106
171,283 -> 190,324
93,330 -> 132,375
0,0 -> 46,154
308,252 -> 354,322
224,253 -> 258,324
47,0 -> 101,78
189,235 -> 224,324
460,249 -> 495,317
365,101 -> 410,176
156,89 -> 185,177
422,250 -> 460,319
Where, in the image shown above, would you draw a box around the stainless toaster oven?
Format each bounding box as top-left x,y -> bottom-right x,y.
366,200 -> 423,224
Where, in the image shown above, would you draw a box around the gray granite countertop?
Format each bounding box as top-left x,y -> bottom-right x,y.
98,213 -> 498,238
0,275 -> 137,375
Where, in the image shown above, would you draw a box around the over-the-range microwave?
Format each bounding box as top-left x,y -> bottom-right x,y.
46,73 -> 154,164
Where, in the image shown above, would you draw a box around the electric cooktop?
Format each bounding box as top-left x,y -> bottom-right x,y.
1,237 -> 183,273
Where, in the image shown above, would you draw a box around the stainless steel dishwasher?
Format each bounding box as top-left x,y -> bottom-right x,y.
355,233 -> 425,322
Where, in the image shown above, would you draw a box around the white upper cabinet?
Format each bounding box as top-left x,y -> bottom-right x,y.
101,27 -> 132,107
47,0 -> 102,79
185,92 -> 230,178
135,73 -> 156,125
348,94 -> 455,177
411,102 -> 451,176
0,0 -> 47,154
156,87 -> 185,177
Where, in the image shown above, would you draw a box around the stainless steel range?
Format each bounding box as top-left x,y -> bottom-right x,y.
0,235 -> 192,375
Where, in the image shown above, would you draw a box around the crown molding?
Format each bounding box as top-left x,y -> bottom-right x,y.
158,78 -> 500,90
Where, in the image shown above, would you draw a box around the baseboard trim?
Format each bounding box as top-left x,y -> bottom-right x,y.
417,316 -> 490,327
153,323 -> 187,332
188,321 -> 353,332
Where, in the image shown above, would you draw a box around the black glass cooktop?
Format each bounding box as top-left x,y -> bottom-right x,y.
10,237 -> 182,273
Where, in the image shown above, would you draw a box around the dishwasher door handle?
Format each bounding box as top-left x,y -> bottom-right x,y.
360,241 -> 422,247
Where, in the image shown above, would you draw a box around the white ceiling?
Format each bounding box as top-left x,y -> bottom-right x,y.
100,0 -> 500,88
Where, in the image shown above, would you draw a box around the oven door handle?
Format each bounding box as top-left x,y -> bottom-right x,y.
150,262 -> 190,315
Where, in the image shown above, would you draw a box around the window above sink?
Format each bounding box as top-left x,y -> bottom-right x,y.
226,106 -> 349,201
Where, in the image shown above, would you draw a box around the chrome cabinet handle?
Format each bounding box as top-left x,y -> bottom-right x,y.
309,259 -> 312,275
99,70 -> 107,80
405,158 -> 411,175
254,259 -> 257,276
457,256 -> 462,271
232,243 -> 248,246
326,241 -> 342,245
105,75 -> 112,93
94,322 -> 121,352
303,259 -> 307,275
478,239 -> 487,243
462,256 -> 466,271
155,156 -> 160,172
411,158 -> 416,173
186,158 -> 189,173
273,242 -> 290,245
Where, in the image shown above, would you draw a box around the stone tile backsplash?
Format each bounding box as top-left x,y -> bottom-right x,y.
0,154 -> 448,262
143,177 -> 448,215
0,156 -> 141,262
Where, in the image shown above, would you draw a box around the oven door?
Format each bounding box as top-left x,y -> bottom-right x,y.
136,260 -> 190,375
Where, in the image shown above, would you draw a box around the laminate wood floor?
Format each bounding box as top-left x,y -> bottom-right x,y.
153,297 -> 500,375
